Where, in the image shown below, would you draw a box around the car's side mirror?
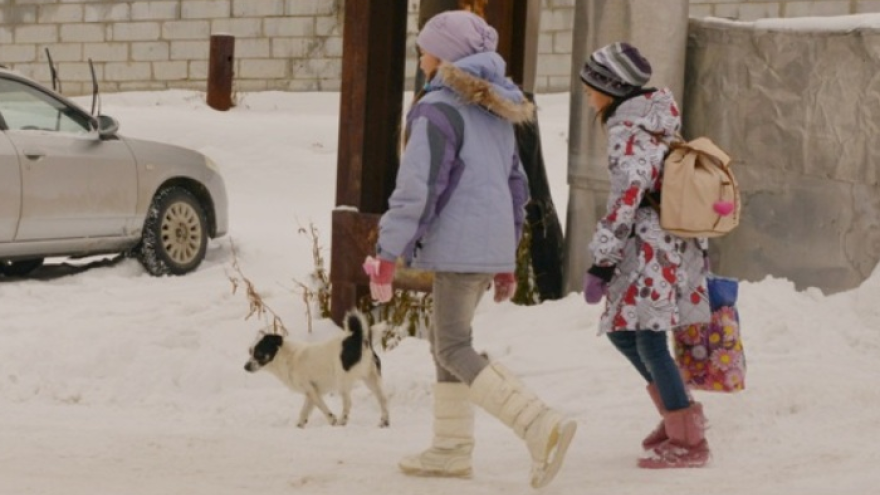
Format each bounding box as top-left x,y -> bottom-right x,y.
96,114 -> 119,139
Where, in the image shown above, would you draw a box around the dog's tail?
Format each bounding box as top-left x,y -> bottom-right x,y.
341,310 -> 380,373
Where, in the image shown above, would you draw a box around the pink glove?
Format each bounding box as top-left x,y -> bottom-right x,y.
583,272 -> 608,304
493,273 -> 517,303
363,256 -> 396,303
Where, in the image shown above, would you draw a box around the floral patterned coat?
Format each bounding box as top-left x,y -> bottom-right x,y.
588,88 -> 710,334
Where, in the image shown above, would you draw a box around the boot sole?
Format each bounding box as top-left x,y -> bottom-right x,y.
399,468 -> 473,478
531,420 -> 577,489
637,440 -> 711,469
399,465 -> 473,478
638,457 -> 709,469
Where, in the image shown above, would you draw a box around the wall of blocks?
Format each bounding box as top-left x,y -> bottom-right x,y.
0,0 -> 878,95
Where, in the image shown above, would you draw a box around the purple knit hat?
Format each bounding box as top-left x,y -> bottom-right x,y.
416,10 -> 498,62
580,42 -> 652,97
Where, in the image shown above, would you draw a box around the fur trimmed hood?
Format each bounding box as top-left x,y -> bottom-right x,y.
430,52 -> 535,125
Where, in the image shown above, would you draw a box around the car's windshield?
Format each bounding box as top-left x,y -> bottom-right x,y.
0,77 -> 93,133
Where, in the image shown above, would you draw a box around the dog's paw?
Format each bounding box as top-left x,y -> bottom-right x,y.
327,413 -> 338,426
379,417 -> 390,428
337,415 -> 349,427
296,421 -> 307,428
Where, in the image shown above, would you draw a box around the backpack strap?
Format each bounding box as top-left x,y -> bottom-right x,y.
636,130 -> 677,214
640,190 -> 662,212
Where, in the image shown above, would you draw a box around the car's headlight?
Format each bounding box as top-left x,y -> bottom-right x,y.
204,155 -> 221,173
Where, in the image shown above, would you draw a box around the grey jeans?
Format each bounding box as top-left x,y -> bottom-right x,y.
428,272 -> 493,384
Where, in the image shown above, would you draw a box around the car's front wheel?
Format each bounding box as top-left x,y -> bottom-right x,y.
0,258 -> 45,277
137,187 -> 208,276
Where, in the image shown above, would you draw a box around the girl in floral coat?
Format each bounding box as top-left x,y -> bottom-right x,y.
580,42 -> 712,469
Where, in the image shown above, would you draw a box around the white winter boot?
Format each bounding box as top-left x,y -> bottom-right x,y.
399,382 -> 474,478
469,363 -> 577,488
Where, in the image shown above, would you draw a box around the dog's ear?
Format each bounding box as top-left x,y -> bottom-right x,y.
258,333 -> 283,349
251,333 -> 284,364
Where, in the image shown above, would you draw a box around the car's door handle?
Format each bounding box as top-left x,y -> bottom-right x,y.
23,150 -> 45,161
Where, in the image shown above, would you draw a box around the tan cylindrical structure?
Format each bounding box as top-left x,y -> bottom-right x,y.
562,0 -> 689,293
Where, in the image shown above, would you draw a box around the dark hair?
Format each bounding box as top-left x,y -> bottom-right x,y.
598,87 -> 657,124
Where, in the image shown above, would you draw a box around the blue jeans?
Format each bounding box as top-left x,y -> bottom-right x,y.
606,330 -> 690,411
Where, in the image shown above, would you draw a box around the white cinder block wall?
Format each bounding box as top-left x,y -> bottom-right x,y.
0,0 -> 878,96
533,0 -> 880,92
0,0 -> 346,96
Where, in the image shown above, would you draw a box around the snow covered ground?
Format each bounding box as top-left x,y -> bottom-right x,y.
1,90 -> 878,495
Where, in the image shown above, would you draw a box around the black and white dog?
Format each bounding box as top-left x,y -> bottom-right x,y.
244,311 -> 390,428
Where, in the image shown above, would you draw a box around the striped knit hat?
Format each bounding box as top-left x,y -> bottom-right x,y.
580,42 -> 652,97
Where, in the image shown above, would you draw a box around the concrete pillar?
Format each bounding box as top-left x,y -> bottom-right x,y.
562,0 -> 690,293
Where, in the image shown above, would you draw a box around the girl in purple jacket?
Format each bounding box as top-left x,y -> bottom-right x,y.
365,10 -> 576,489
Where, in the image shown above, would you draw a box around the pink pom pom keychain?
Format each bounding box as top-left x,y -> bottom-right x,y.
713,201 -> 735,216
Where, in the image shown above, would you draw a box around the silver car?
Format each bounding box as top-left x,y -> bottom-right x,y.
0,67 -> 228,277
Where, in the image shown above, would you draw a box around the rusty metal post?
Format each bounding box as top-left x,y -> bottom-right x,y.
484,0 -> 537,88
207,34 -> 235,111
331,0 -> 409,325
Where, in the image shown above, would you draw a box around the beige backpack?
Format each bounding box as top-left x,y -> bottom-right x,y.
651,137 -> 740,238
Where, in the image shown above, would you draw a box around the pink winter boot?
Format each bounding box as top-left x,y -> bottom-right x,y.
642,383 -> 667,450
638,403 -> 710,469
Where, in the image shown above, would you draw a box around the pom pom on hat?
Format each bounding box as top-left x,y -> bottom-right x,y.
417,10 -> 498,62
580,42 -> 652,97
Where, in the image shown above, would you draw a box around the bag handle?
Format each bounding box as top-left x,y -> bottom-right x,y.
671,137 -> 732,167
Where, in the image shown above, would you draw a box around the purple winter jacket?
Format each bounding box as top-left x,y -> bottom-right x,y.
376,52 -> 533,273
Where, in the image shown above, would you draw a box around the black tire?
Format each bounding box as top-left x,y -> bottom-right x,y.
0,258 -> 45,277
137,187 -> 208,276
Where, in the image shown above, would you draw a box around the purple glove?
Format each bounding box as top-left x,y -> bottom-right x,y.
583,272 -> 608,304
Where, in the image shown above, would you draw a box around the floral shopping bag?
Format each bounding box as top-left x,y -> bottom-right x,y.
673,274 -> 745,392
